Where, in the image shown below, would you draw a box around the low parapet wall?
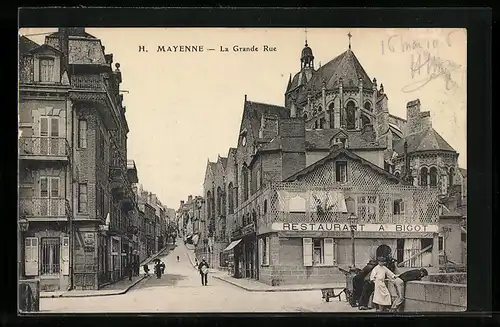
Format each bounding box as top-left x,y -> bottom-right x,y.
428,273 -> 466,284
404,280 -> 466,312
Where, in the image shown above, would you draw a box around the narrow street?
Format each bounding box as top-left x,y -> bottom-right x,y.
40,242 -> 355,313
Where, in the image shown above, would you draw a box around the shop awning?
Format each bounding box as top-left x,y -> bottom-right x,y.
223,239 -> 242,252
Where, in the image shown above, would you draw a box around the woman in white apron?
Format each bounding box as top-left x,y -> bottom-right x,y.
370,257 -> 397,312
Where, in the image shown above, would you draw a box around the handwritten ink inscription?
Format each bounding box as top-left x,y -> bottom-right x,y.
402,50 -> 462,93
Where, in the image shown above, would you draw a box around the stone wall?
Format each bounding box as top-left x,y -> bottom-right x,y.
404,280 -> 466,312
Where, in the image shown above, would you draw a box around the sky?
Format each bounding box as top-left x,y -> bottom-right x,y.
19,28 -> 467,209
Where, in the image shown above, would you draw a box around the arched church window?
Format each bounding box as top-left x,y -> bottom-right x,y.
361,114 -> 370,128
395,171 -> 400,179
242,165 -> 249,202
328,103 -> 335,127
420,167 -> 428,186
228,182 -> 234,214
319,118 -> 326,129
364,102 -> 372,112
429,167 -> 438,187
206,190 -> 212,219
217,186 -> 222,215
448,167 -> 455,188
318,106 -> 323,112
303,112 -> 308,120
346,101 -> 356,130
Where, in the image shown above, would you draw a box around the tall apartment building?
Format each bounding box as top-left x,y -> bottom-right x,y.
18,28 -> 138,291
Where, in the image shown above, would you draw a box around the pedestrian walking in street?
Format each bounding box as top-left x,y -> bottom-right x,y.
127,263 -> 133,281
154,261 -> 162,279
177,255 -> 180,262
369,257 -> 397,312
390,268 -> 428,312
160,261 -> 166,275
143,264 -> 150,276
358,259 -> 378,310
198,257 -> 209,286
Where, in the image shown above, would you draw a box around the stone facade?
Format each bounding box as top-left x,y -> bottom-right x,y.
18,29 -> 140,291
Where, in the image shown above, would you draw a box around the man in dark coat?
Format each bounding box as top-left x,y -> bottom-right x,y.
358,259 -> 378,310
198,257 -> 209,286
391,268 -> 429,311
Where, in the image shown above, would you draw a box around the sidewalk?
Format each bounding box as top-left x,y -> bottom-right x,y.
184,244 -> 346,293
40,245 -> 174,299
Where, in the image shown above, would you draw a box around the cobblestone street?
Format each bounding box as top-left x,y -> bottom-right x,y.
40,243 -> 357,313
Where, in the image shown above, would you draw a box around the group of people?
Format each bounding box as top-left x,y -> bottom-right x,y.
352,256 -> 428,312
143,260 -> 166,279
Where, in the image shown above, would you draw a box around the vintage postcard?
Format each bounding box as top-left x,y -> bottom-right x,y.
18,27 -> 467,313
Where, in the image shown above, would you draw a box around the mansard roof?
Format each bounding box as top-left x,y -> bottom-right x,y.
19,36 -> 39,55
284,147 -> 401,183
393,127 -> 456,155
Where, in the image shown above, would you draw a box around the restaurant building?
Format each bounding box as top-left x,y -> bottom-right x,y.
229,146 -> 442,286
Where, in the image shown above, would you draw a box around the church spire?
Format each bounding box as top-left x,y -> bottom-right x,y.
300,29 -> 314,70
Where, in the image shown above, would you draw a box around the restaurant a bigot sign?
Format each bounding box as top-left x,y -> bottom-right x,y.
271,222 -> 439,233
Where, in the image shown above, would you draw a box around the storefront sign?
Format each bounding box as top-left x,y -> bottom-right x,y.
271,222 -> 439,233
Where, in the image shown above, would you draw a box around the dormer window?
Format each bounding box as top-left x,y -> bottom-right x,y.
39,57 -> 55,82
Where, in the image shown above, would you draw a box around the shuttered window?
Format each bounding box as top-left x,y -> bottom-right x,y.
303,238 -> 313,266
61,237 -> 70,275
24,237 -> 39,276
78,119 -> 87,148
323,238 -> 336,266
78,183 -> 88,213
39,58 -> 55,82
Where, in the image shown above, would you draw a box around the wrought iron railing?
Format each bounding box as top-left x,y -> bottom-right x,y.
70,74 -> 106,91
396,246 -> 433,268
233,181 -> 439,226
19,198 -> 70,217
19,137 -> 69,158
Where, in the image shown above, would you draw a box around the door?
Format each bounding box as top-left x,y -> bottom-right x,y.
40,177 -> 60,216
39,117 -> 60,155
24,237 -> 39,276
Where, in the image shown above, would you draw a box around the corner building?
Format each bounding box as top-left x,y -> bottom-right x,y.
202,38 -> 466,284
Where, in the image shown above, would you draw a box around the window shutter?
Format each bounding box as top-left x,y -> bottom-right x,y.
40,177 -> 48,198
324,238 -> 335,266
51,177 -> 59,198
259,238 -> 263,265
303,238 -> 313,267
50,118 -> 59,137
61,237 -> 70,275
25,237 -> 39,276
265,237 -> 270,265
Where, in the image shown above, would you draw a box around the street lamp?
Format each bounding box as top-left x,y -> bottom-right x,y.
347,213 -> 358,268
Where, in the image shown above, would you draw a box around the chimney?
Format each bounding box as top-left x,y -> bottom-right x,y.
279,118 -> 306,180
406,99 -> 421,135
188,195 -> 193,202
420,111 -> 432,130
180,200 -> 185,206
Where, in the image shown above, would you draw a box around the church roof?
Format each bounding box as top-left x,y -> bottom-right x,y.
289,49 -> 374,103
305,128 -> 386,150
393,127 -> 456,155
19,36 -> 39,55
283,147 -> 401,183
218,156 -> 228,169
243,100 -> 289,139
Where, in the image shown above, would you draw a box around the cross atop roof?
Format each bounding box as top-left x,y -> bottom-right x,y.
348,31 -> 352,50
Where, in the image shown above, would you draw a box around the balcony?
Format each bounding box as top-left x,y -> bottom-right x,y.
19,198 -> 70,221
19,137 -> 69,161
109,156 -> 127,198
235,182 -> 440,229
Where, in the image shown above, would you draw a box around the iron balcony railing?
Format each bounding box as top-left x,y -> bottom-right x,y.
70,75 -> 106,91
19,198 -> 70,218
19,137 -> 70,158
234,182 -> 440,226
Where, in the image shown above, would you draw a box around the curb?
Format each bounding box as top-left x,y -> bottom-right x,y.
40,274 -> 151,299
212,275 -> 345,293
